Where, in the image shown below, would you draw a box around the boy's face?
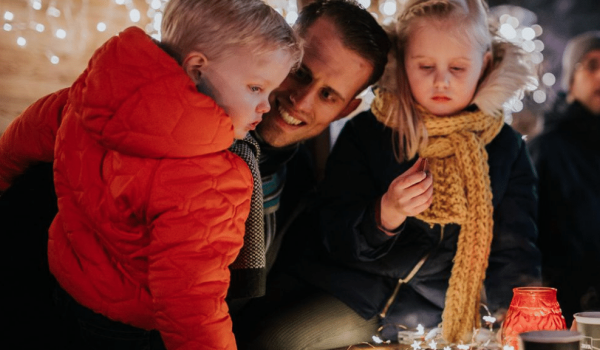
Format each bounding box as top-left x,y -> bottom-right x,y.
192,48 -> 295,140
256,17 -> 372,148
404,20 -> 489,116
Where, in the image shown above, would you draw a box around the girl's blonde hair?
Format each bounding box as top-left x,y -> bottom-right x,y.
383,0 -> 493,160
161,0 -> 302,68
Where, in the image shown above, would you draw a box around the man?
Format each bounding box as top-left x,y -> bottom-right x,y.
227,0 -> 389,303
528,31 -> 600,327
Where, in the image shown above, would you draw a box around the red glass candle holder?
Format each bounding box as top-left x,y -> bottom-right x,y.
501,287 -> 567,349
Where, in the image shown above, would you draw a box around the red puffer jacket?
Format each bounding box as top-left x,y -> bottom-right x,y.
0,27 -> 252,350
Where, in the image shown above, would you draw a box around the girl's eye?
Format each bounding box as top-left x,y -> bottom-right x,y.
250,86 -> 262,92
451,67 -> 465,72
420,65 -> 434,70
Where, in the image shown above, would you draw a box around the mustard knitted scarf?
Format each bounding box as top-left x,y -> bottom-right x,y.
372,90 -> 504,343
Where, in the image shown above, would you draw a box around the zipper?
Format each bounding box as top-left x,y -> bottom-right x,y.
379,225 -> 445,318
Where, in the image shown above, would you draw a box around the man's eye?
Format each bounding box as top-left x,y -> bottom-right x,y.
320,89 -> 335,102
293,68 -> 311,82
249,86 -> 262,92
420,65 -> 434,70
451,67 -> 465,72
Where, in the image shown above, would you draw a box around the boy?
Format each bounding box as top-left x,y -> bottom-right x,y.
0,0 -> 301,349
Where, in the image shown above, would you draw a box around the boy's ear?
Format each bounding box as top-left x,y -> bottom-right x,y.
182,52 -> 209,85
334,98 -> 363,121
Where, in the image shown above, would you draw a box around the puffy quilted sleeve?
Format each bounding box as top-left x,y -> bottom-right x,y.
146,152 -> 252,350
0,88 -> 69,190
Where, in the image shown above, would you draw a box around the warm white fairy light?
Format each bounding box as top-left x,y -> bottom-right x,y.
50,55 -> 59,64
500,23 -> 517,40
32,0 -> 42,10
129,9 -> 141,22
521,27 -> 535,40
533,90 -> 546,103
17,36 -> 26,46
3,23 -> 12,31
35,23 -> 44,32
4,11 -> 14,21
382,0 -> 397,16
55,28 -> 66,39
97,22 -> 107,32
150,0 -> 162,10
542,72 -> 556,86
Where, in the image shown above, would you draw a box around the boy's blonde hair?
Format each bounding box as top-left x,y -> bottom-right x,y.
383,0 -> 493,160
161,0 -> 302,67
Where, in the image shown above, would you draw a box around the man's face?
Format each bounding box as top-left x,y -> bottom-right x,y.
570,49 -> 600,115
256,17 -> 373,147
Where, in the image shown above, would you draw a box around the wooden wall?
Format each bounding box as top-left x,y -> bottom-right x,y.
0,0 -> 153,134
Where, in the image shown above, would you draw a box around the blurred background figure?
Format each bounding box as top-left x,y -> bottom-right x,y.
528,30 -> 600,327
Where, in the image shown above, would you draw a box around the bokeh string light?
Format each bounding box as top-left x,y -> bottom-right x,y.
1,0 -> 303,57
2,0 -> 549,108
490,5 -> 552,117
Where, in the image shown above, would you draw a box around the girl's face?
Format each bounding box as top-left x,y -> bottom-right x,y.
404,20 -> 490,116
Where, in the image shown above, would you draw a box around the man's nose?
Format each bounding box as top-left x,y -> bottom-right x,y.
289,84 -> 316,112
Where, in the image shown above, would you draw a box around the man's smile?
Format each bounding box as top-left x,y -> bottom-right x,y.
278,105 -> 304,126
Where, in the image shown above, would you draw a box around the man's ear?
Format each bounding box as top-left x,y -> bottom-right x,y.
182,52 -> 208,85
335,98 -> 363,121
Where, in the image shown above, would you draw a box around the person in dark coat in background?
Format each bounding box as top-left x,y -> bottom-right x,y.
528,31 -> 600,327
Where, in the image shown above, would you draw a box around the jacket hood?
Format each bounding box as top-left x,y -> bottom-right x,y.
68,26 -> 234,158
472,39 -> 537,116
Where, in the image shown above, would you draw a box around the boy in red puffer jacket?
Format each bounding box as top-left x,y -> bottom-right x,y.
0,1 -> 301,349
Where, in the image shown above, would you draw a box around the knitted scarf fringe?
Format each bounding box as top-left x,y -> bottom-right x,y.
373,92 -> 504,343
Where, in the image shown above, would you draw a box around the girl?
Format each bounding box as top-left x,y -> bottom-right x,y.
247,0 -> 541,348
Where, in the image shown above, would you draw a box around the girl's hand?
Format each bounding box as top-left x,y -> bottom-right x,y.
379,158 -> 433,230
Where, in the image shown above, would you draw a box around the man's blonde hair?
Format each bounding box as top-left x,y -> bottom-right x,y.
161,0 -> 302,67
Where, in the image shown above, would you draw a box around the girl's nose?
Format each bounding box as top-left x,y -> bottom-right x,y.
434,71 -> 450,89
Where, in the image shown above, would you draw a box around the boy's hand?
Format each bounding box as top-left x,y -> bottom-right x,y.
379,158 -> 433,230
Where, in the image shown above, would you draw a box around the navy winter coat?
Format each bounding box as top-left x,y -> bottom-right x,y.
293,110 -> 542,340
